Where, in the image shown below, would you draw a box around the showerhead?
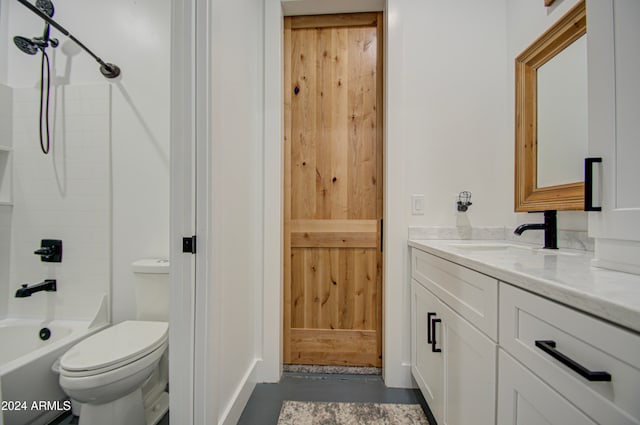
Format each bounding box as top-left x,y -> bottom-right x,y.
15,0 -> 121,79
35,0 -> 54,17
13,36 -> 39,55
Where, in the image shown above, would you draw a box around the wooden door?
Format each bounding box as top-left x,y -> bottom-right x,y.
283,12 -> 383,367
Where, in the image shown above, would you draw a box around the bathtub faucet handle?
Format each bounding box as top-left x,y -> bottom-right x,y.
34,246 -> 55,256
34,239 -> 63,262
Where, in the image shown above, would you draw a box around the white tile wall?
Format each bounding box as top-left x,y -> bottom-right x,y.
0,83 -> 11,205
6,0 -> 171,323
0,84 -> 10,145
0,206 -> 10,319
0,0 -> 7,84
0,83 -> 12,319
6,84 -> 111,321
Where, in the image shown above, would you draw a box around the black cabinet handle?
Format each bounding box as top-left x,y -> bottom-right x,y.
431,318 -> 442,353
535,340 -> 611,382
584,157 -> 602,211
427,312 -> 436,343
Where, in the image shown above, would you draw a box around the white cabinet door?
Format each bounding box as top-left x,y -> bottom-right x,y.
439,299 -> 496,425
587,0 -> 640,273
411,280 -> 444,422
498,349 -> 599,425
411,279 -> 496,425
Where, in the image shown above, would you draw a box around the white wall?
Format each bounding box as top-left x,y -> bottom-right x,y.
385,0 -> 509,387
198,0 -> 265,423
507,0 -> 588,232
5,0 -> 171,322
6,85 -> 110,320
393,1 -> 511,230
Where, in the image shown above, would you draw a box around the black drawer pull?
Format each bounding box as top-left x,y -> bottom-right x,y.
427,312 -> 436,343
584,157 -> 602,211
535,340 -> 611,382
431,318 -> 442,353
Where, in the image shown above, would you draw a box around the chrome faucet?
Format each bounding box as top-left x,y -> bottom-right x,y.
514,210 -> 558,249
15,279 -> 57,297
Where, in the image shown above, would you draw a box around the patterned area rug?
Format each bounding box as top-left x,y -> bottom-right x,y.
277,401 -> 429,425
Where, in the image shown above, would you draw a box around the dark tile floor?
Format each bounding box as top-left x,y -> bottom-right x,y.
49,374 -> 431,425
238,372 -> 435,425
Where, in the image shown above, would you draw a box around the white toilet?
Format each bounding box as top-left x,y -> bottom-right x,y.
58,259 -> 170,425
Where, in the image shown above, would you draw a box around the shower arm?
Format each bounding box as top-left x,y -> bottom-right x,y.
15,0 -> 120,78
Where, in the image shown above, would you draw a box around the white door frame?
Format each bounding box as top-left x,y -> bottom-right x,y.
169,0 -> 211,422
262,0 -> 383,383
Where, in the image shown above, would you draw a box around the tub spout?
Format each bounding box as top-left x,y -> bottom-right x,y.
15,279 -> 57,297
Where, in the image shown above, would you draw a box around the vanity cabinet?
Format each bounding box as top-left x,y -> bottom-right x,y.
587,0 -> 640,273
410,245 -> 640,425
411,250 -> 497,425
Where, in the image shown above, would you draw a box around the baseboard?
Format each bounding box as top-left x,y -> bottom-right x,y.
219,359 -> 258,425
255,357 -> 281,383
383,361 -> 414,388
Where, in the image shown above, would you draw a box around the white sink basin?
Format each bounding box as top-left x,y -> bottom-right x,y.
447,242 -> 580,256
449,243 -> 527,251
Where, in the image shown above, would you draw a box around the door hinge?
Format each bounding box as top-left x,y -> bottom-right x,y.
380,219 -> 383,252
182,235 -> 196,254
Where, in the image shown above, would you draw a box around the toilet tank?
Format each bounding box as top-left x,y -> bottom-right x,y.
131,259 -> 169,321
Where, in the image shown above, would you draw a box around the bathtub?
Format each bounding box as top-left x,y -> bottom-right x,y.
0,318 -> 107,425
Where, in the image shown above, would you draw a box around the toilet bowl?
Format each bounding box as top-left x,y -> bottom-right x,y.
59,321 -> 169,425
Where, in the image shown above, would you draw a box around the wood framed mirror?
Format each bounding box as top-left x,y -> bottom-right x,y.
514,0 -> 586,211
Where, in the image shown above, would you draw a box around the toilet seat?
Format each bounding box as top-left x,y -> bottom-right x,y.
60,321 -> 168,377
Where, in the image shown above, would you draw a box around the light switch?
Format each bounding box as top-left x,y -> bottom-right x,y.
411,194 -> 424,215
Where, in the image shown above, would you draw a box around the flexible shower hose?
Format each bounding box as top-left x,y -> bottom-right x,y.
39,49 -> 51,154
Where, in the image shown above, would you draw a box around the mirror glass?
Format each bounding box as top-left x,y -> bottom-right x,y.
537,34 -> 588,188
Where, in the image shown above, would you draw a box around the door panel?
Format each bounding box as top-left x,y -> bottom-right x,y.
284,13 -> 383,367
290,248 -> 377,330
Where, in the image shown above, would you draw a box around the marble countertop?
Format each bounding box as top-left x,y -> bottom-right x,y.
409,239 -> 640,335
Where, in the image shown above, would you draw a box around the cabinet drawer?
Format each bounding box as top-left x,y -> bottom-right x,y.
498,349 -> 598,425
411,248 -> 498,340
500,283 -> 640,425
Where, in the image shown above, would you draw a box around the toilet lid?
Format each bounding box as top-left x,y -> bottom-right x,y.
60,321 -> 168,373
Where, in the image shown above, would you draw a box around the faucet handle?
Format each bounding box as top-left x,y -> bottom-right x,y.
34,239 -> 63,262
